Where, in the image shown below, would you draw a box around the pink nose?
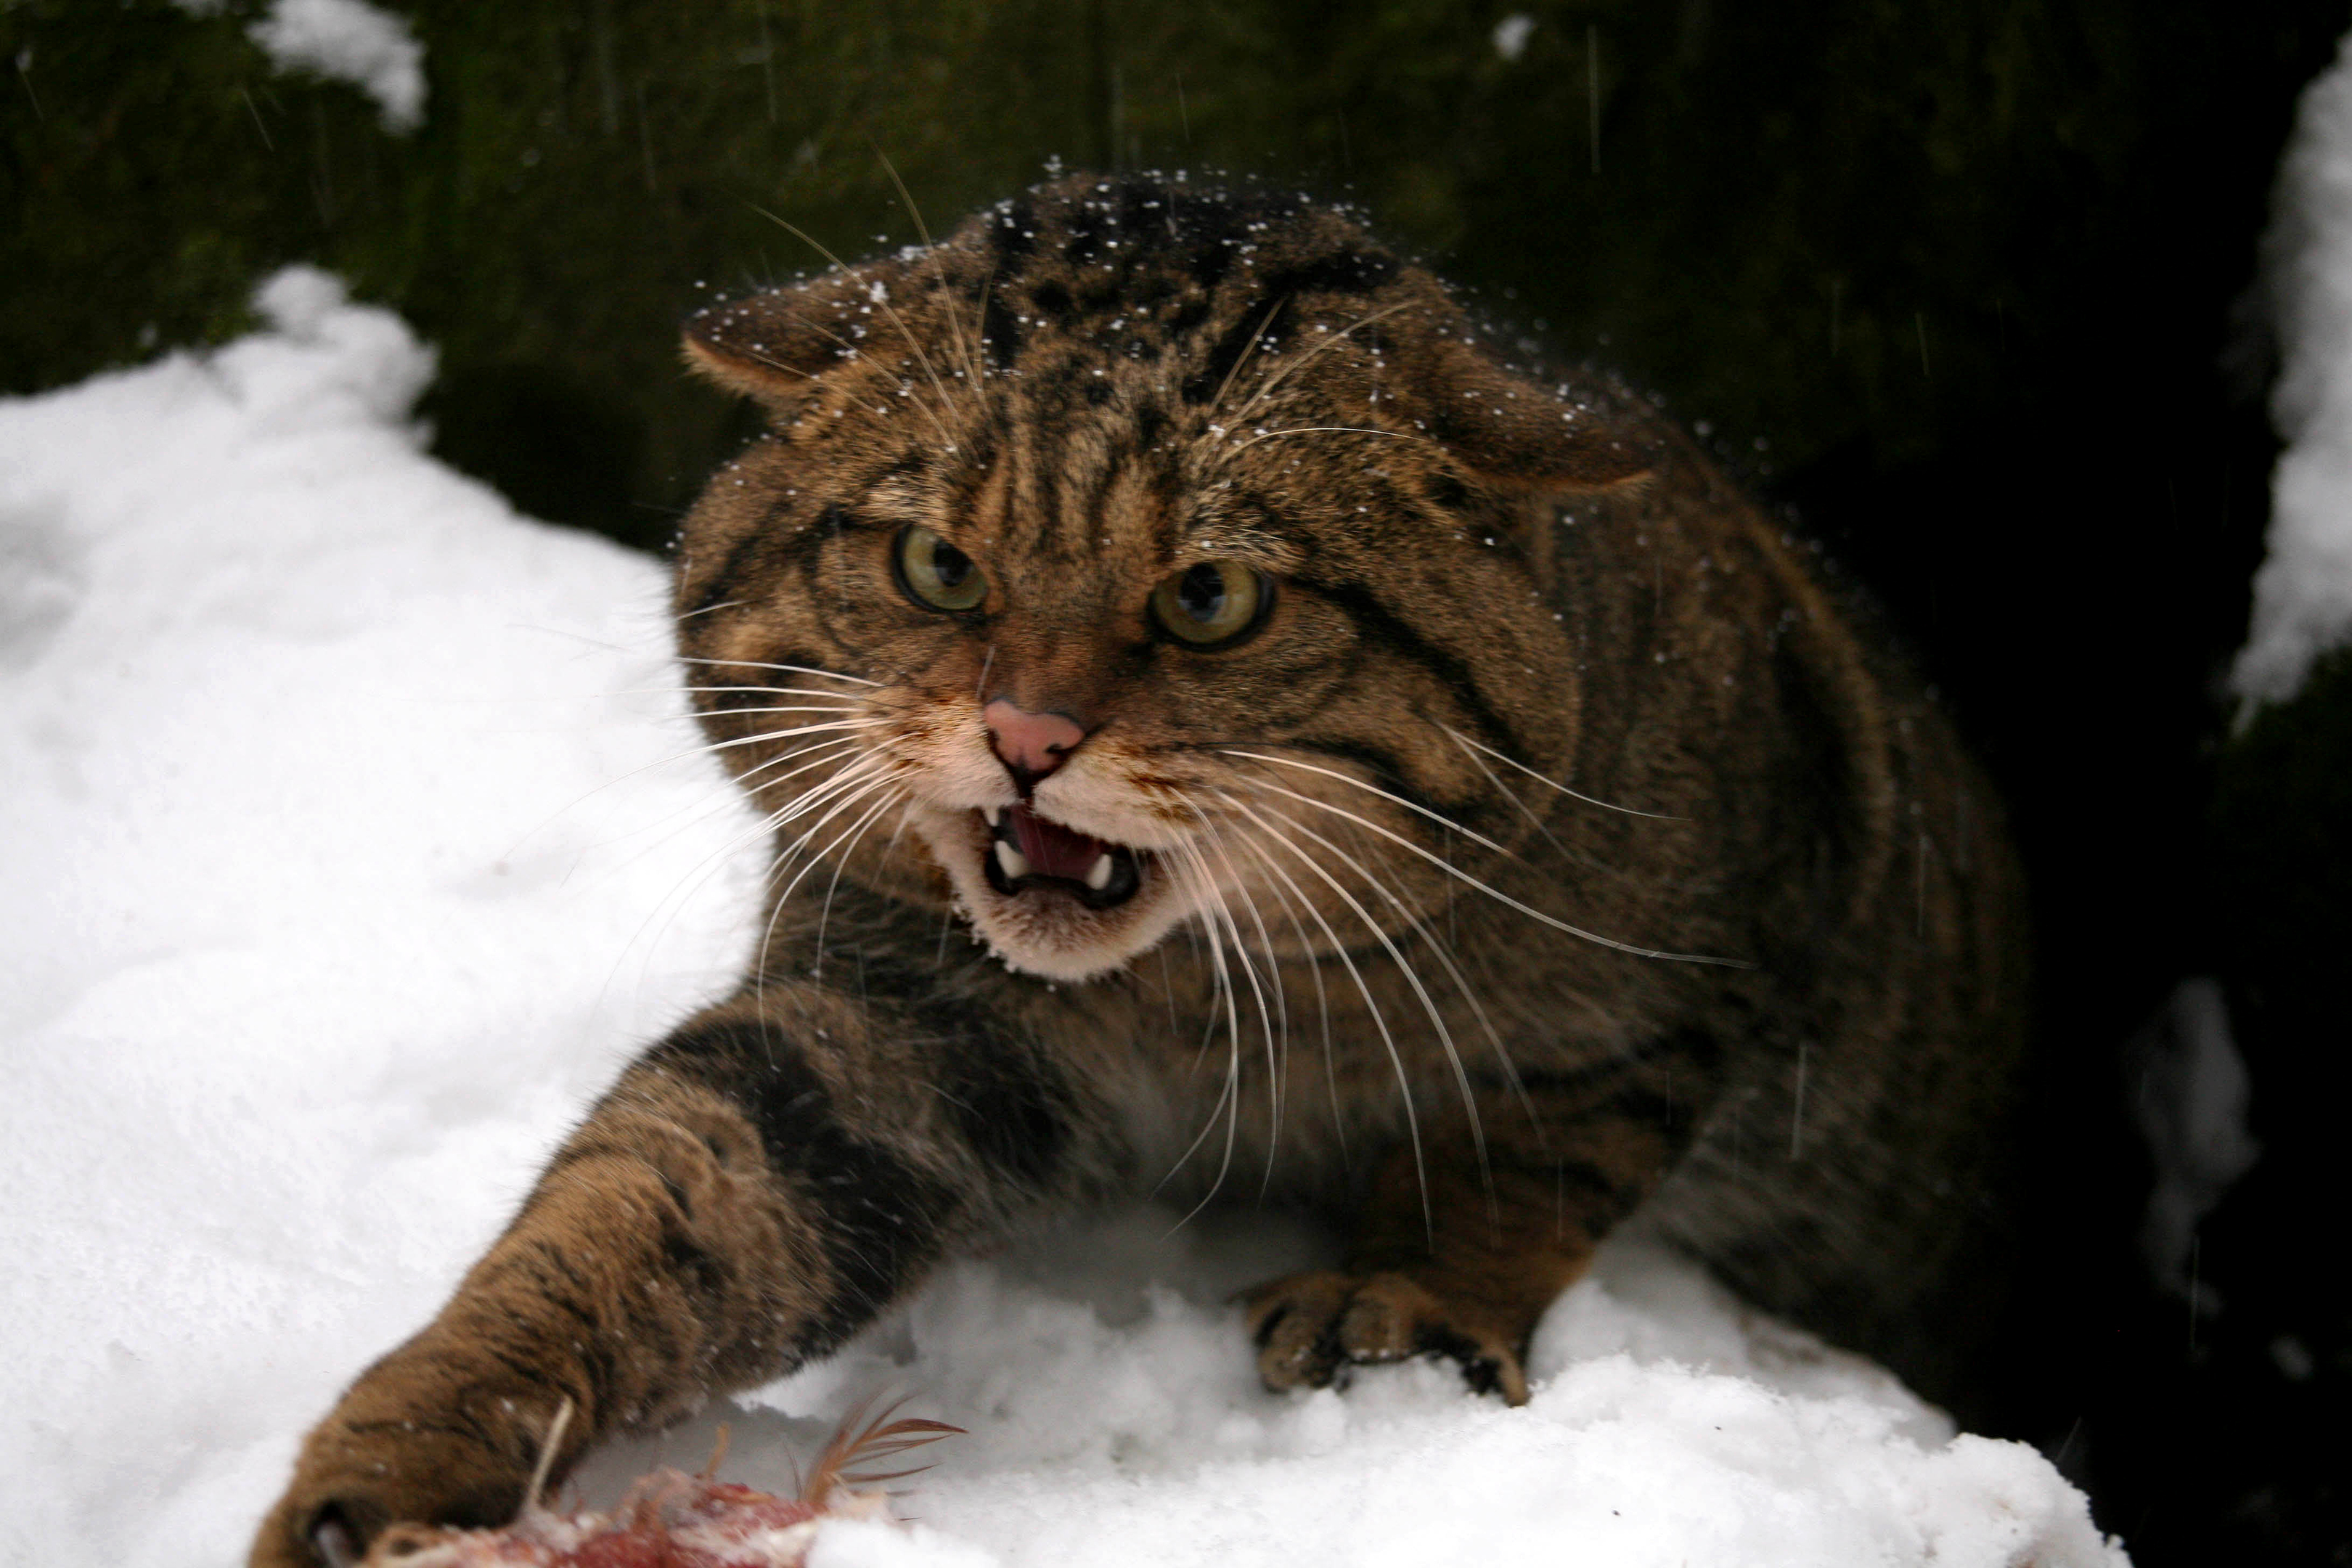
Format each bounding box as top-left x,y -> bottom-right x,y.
983,699 -> 1087,781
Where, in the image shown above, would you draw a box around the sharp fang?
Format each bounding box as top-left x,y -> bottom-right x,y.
1084,853 -> 1114,891
983,804 -> 1001,828
995,839 -> 1031,881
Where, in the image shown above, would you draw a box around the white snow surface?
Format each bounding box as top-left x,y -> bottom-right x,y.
0,271 -> 2125,1568
246,0 -> 426,134
2238,28 -> 2352,703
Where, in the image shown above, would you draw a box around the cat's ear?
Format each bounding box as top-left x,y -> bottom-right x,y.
680,259 -> 910,415
1391,330 -> 1659,491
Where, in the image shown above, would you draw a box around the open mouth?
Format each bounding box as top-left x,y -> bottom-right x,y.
980,802 -> 1143,909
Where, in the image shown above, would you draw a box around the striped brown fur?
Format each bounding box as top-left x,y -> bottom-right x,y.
251,173 -> 2029,1567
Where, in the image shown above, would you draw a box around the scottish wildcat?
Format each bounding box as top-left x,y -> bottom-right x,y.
252,173 -> 2028,1567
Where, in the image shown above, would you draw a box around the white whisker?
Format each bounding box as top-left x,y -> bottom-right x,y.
1229,301 -> 1415,427
810,789 -> 908,977
1440,724 -> 1682,820
1217,791 -> 1437,1241
1225,425 -> 1424,460
874,150 -> 984,415
1218,814 -> 1349,1167
1185,804 -> 1291,1194
1231,775 -> 1749,968
1156,848 -> 1246,1233
751,203 -> 966,449
1206,299 -> 1289,424
1225,793 -> 1490,1200
673,655 -> 880,686
1174,825 -> 1283,1196
1220,748 -> 1514,857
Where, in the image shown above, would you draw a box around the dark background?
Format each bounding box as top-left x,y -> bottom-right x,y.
5,1 -> 2348,1559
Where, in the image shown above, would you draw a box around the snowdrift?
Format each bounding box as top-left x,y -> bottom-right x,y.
0,271 -> 2123,1568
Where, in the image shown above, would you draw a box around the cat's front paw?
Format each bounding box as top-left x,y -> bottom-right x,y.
1241,1269 -> 1531,1405
248,1339 -> 560,1567
250,1421 -> 532,1568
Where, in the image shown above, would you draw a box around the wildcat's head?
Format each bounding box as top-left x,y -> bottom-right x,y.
674,173 -> 1654,982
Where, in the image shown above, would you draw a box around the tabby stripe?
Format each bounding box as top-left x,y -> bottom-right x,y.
980,287 -> 1021,369
935,1034 -> 1073,1188
646,1021 -> 955,1357
687,522 -> 780,618
1179,244 -> 1402,406
1310,579 -> 1529,757
1182,294 -> 1289,407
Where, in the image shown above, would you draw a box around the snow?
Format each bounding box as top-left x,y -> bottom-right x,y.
0,270 -> 2124,1568
1492,15 -> 1537,64
245,0 -> 426,134
2237,30 -> 2352,703
2124,980 -> 2259,1307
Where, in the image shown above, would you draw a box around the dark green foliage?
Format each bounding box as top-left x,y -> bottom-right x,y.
2215,648 -> 2352,1027
0,0 -> 2329,553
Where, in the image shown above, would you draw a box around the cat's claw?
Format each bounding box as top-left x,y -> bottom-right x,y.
1243,1269 -> 1531,1405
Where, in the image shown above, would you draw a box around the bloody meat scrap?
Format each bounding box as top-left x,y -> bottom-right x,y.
344,1401 -> 962,1568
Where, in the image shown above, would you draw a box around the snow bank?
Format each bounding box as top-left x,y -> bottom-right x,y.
0,271 -> 2123,1567
0,268 -> 755,1565
2237,30 -> 2352,703
246,0 -> 426,134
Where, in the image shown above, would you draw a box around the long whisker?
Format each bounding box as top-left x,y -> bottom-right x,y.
873,148 -> 981,412
1226,793 -> 1490,1204
761,754 -> 899,834
581,735 -> 867,877
689,717 -> 891,761
1249,795 -> 1538,1180
1204,299 -> 1289,427
730,735 -> 871,793
1173,824 -> 1283,1196
1220,748 -> 1513,857
496,720 -> 868,870
754,764 -> 903,981
1156,1031 -> 1241,1229
756,785 -> 890,984
810,789 -> 907,977
603,743 -> 865,979
1440,724 -> 1682,820
1156,848 -> 1246,1233
1217,792 -> 1436,1242
1186,805 -> 1291,1194
1447,727 -> 1575,864
1224,818 -> 1344,1166
1225,425 -> 1426,460
685,705 -> 873,726
671,656 -> 880,686
1231,775 -> 1749,968
643,685 -> 867,703
1229,301 -> 1415,428
751,204 -> 965,452
604,739 -> 870,957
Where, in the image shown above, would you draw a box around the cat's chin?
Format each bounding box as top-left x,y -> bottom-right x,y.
914,806 -> 1193,984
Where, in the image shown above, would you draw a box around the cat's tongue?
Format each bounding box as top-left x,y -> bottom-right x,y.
1005,802 -> 1108,881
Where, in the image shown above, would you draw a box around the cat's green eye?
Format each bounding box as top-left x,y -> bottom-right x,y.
894,525 -> 987,613
1150,560 -> 1272,648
